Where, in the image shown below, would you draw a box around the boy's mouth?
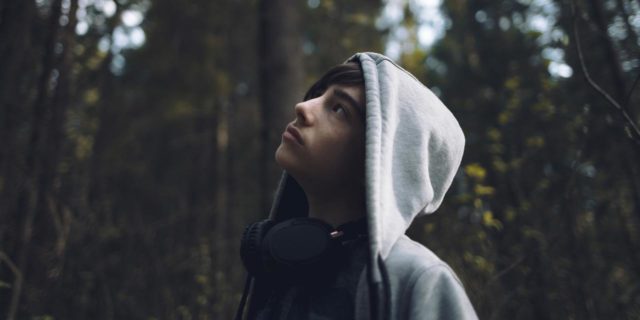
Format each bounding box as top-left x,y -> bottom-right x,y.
284,125 -> 304,145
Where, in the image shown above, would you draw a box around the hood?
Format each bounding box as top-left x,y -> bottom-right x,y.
268,51 -> 465,264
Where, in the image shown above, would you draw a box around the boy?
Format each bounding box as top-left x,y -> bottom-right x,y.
237,52 -> 478,319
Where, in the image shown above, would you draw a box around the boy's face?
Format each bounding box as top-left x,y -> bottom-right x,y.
275,83 -> 366,189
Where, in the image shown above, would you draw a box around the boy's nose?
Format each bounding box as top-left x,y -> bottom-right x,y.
295,101 -> 315,126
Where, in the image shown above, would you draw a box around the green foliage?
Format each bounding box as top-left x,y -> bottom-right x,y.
404,0 -> 640,318
1,0 -> 384,319
2,0 -> 639,319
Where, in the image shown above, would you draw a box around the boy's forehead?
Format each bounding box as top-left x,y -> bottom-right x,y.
327,83 -> 365,103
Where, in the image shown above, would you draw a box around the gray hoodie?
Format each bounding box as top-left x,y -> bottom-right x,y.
245,52 -> 478,320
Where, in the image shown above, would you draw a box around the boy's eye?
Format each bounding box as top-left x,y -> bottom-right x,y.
332,104 -> 346,115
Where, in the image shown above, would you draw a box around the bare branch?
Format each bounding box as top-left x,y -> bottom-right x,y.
488,256 -> 526,285
0,251 -> 23,320
570,0 -> 640,147
0,251 -> 21,280
625,72 -> 640,108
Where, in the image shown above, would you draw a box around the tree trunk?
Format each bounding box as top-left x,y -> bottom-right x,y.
587,0 -> 628,105
258,0 -> 305,210
10,0 -> 65,318
0,0 -> 36,268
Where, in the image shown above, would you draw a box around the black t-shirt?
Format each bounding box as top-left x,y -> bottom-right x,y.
248,236 -> 368,320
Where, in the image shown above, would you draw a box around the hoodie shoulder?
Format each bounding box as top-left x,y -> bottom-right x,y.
385,235 -> 453,278
385,236 -> 478,320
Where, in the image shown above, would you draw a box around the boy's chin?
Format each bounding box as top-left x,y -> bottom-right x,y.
275,145 -> 297,172
275,147 -> 310,183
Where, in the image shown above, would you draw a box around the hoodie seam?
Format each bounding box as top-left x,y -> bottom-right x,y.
398,263 -> 441,319
399,262 -> 465,311
372,56 -> 435,96
353,53 -> 431,95
399,238 -> 466,288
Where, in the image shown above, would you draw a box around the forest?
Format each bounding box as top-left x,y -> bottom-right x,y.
1,0 -> 640,319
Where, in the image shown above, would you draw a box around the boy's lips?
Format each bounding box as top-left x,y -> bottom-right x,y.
284,125 -> 304,145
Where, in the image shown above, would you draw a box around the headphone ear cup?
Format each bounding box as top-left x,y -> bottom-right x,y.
261,218 -> 342,283
240,219 -> 275,278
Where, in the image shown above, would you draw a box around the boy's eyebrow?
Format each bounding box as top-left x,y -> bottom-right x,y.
333,88 -> 365,120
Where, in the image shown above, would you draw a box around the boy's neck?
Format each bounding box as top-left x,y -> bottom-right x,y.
304,187 -> 366,228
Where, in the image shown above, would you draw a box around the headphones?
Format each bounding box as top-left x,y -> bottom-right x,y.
240,217 -> 367,284
235,217 -> 380,320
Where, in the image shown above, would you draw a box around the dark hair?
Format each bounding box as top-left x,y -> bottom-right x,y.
303,61 -> 364,101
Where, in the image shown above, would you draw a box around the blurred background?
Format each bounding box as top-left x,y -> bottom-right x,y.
1,0 -> 640,318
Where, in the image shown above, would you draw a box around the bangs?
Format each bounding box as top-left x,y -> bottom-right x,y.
303,62 -> 364,101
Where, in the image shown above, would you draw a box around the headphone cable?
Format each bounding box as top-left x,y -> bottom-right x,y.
234,273 -> 253,320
